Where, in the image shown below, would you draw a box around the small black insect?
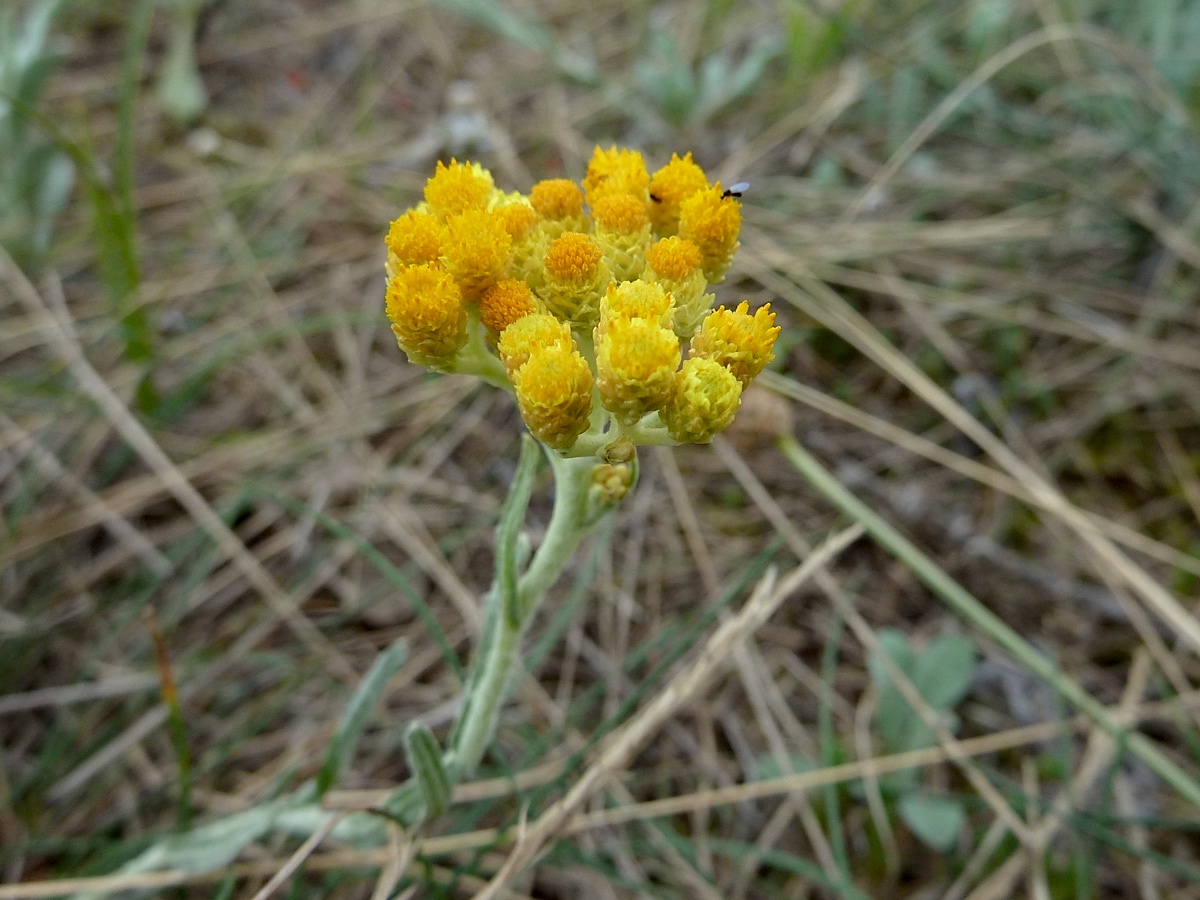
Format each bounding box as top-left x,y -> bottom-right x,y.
649,192 -> 662,202
721,181 -> 750,200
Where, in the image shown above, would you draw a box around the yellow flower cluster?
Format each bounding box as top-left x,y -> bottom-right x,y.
384,149 -> 779,453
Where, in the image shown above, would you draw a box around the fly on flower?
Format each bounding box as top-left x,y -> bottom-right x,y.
722,182 -> 750,199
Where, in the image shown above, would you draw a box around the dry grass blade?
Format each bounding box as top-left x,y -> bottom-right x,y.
473,525 -> 864,898
0,248 -> 358,687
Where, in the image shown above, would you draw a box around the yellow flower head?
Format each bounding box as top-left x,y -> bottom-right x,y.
492,198 -> 540,242
592,192 -> 652,283
530,179 -> 585,222
583,146 -> 649,207
690,301 -> 781,386
540,232 -> 611,327
479,279 -> 538,340
645,236 -> 703,281
386,209 -> 446,274
679,184 -> 742,282
644,236 -> 709,340
648,153 -> 709,235
424,159 -> 496,219
497,312 -> 574,376
512,345 -> 594,451
598,280 -> 674,335
662,357 -> 743,444
385,264 -> 468,366
595,317 -> 681,424
591,192 -> 649,234
441,209 -> 512,299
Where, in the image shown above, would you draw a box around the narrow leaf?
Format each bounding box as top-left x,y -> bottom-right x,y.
317,638 -> 408,796
496,434 -> 540,627
405,721 -> 451,820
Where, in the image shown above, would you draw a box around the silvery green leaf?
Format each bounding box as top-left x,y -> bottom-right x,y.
405,721 -> 451,820
317,638 -> 409,796
899,793 -> 965,852
912,634 -> 977,711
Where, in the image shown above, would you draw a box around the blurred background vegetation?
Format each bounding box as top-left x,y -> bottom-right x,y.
3,0 -> 1200,896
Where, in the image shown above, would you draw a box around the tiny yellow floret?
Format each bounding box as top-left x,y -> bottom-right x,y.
424,159 -> 496,218
386,210 -> 446,272
540,232 -> 611,327
385,264 -> 468,365
648,153 -> 709,235
441,209 -> 512,300
583,146 -> 650,206
679,184 -> 742,282
513,346 -> 594,450
690,301 -> 781,386
595,317 -> 681,424
497,313 -> 574,376
480,279 -> 537,338
530,179 -> 585,221
662,357 -> 743,444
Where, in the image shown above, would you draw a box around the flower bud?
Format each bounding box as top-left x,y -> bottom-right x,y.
643,236 -> 709,339
441,209 -> 512,300
679,184 -> 741,283
386,210 -> 446,277
662,357 -> 742,444
512,345 -> 594,450
385,264 -> 468,366
583,145 -> 649,207
497,313 -> 574,377
690,301 -> 781,386
595,317 -> 680,424
529,179 -> 587,240
597,280 -> 674,339
648,152 -> 709,236
479,279 -> 538,342
424,159 -> 496,218
538,232 -> 611,329
592,192 -> 652,283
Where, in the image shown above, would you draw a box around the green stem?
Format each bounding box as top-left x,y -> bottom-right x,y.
778,433 -> 1200,810
450,450 -> 597,776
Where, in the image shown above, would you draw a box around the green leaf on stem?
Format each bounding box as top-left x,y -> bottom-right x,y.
316,638 -> 408,797
405,722 -> 451,821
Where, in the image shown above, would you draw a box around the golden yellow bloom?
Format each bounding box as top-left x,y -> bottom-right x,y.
441,209 -> 512,300
497,313 -> 574,377
643,236 -> 709,339
583,146 -> 649,207
690,301 -> 781,386
679,184 -> 741,282
592,192 -> 652,283
479,279 -> 538,340
493,200 -> 540,242
424,159 -> 496,218
644,235 -> 702,280
385,264 -> 468,366
662,357 -> 742,444
512,345 -> 594,450
595,317 -> 680,424
530,179 -> 585,221
597,280 -> 674,336
539,232 -> 611,328
385,210 -> 446,275
648,153 -> 709,235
